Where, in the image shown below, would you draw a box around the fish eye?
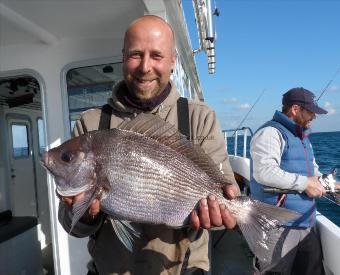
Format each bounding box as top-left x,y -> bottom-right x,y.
61,152 -> 73,162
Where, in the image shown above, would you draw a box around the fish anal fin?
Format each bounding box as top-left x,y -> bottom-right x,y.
110,219 -> 140,252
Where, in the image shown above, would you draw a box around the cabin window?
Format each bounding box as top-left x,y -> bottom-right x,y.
66,62 -> 123,131
182,71 -> 191,99
171,53 -> 192,99
37,118 -> 45,155
11,124 -> 29,158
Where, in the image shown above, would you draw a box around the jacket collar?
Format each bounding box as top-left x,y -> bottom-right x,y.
108,80 -> 181,115
272,110 -> 311,139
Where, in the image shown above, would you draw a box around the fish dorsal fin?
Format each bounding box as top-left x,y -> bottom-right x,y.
118,113 -> 229,185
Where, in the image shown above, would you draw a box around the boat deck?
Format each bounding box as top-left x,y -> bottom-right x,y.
211,229 -> 253,275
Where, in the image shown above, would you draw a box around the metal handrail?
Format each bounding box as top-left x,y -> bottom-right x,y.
222,127 -> 253,157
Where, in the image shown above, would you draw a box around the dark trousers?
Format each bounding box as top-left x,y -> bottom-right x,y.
181,267 -> 207,275
259,228 -> 325,275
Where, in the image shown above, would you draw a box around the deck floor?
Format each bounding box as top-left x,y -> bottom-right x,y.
41,231 -> 253,275
42,243 -> 54,275
211,229 -> 253,275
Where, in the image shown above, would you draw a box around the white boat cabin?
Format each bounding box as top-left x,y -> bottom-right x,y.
0,0 -> 216,274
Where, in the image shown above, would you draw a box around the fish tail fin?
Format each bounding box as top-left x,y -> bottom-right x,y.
109,219 -> 141,252
234,196 -> 300,271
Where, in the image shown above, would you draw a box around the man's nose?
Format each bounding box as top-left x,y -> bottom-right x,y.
140,56 -> 152,73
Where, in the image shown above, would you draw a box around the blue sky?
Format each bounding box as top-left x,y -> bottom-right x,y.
183,0 -> 340,133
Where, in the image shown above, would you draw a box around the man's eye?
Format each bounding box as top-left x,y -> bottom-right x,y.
129,52 -> 142,58
61,152 -> 72,162
153,54 -> 163,60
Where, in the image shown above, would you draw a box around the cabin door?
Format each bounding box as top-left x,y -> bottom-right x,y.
7,117 -> 37,217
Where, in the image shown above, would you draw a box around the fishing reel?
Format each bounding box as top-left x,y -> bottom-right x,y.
262,168 -> 339,206
319,168 -> 337,193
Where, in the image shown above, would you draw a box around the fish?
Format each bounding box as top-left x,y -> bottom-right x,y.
41,113 -> 300,269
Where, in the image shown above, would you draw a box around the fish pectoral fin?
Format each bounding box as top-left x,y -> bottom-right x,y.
109,219 -> 140,252
70,189 -> 96,233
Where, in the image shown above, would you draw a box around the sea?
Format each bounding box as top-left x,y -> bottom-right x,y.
227,131 -> 340,226
309,131 -> 340,226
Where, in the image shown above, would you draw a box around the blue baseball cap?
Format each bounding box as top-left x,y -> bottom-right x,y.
282,87 -> 327,114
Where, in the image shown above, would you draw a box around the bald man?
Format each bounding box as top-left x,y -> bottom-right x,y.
58,15 -> 239,275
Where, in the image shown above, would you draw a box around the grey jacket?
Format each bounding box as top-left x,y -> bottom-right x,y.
58,80 -> 237,275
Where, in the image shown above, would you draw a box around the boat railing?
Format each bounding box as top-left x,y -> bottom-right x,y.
222,127 -> 253,158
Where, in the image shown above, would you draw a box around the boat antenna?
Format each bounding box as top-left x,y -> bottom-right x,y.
234,88 -> 266,132
316,65 -> 340,101
213,0 -> 220,16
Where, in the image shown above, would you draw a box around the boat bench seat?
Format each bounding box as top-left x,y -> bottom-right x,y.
0,210 -> 38,243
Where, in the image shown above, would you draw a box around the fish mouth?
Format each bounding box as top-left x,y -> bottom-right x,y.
40,151 -> 49,168
40,151 -> 56,173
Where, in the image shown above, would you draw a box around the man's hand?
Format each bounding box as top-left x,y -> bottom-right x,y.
305,176 -> 326,198
60,192 -> 101,217
335,183 -> 340,190
190,184 -> 240,230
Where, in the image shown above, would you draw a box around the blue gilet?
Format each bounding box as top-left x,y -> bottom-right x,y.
250,111 -> 316,228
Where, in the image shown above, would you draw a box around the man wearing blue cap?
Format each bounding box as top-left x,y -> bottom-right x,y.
250,87 -> 327,274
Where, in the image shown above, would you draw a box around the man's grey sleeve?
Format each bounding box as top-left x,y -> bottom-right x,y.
250,126 -> 308,192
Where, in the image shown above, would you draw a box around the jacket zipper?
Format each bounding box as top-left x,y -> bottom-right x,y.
302,138 -> 316,226
301,139 -> 312,176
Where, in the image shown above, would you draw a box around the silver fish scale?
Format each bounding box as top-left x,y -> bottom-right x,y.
96,132 -> 223,226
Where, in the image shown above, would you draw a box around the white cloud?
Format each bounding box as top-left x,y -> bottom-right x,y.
328,85 -> 340,92
324,101 -> 336,115
223,97 -> 238,104
238,103 -> 251,110
216,86 -> 231,93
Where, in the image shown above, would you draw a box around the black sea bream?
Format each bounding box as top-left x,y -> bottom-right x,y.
41,113 -> 300,268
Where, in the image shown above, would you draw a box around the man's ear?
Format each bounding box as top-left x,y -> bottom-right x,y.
122,48 -> 125,62
171,54 -> 176,73
290,104 -> 299,117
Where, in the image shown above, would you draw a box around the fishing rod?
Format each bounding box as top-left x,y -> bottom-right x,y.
233,88 -> 266,135
262,169 -> 340,207
262,188 -> 340,207
322,194 -> 340,207
316,65 -> 340,102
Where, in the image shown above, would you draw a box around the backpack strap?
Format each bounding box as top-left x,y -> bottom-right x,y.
99,98 -> 190,136
99,104 -> 113,130
177,97 -> 190,140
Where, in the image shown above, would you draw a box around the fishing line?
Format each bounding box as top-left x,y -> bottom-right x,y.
317,64 -> 340,101
321,194 -> 340,207
233,88 -> 266,135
